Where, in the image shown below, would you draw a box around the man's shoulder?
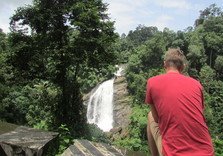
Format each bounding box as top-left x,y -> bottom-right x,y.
181,74 -> 202,85
147,74 -> 167,85
148,74 -> 165,81
148,73 -> 202,86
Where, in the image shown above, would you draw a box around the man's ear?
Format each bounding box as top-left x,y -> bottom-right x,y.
179,64 -> 186,73
182,63 -> 186,70
164,61 -> 167,68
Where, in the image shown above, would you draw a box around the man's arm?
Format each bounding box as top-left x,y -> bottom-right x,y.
150,104 -> 159,123
146,79 -> 159,123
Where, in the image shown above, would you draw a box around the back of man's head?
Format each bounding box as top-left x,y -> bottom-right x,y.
164,48 -> 186,72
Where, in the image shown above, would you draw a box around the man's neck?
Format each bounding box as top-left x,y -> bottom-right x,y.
165,68 -> 180,74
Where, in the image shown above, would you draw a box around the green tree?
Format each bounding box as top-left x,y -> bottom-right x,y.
195,4 -> 222,26
114,4 -> 223,155
0,30 -> 12,122
186,26 -> 206,77
199,65 -> 216,93
214,55 -> 223,78
8,0 -> 117,134
162,27 -> 176,49
208,80 -> 223,139
0,29 -> 7,52
127,25 -> 159,47
199,5 -> 223,68
171,30 -> 189,53
112,35 -> 134,63
127,33 -> 165,102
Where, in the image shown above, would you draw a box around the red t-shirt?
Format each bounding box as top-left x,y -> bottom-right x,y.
145,72 -> 214,156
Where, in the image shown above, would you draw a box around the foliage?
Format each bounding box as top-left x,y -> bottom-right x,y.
1,85 -> 30,124
199,65 -> 216,93
2,0 -> 118,135
77,65 -> 116,93
112,36 -> 134,63
195,4 -> 223,26
118,4 -> 223,154
208,80 -> 223,139
114,104 -> 149,152
127,25 -> 158,47
1,80 -> 60,128
126,32 -> 167,102
85,124 -> 111,144
33,120 -> 49,131
214,55 -> 223,78
56,124 -> 74,155
214,139 -> 223,156
25,80 -> 60,128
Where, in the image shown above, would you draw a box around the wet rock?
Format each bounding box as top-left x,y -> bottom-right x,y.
109,127 -> 122,134
0,125 -> 58,156
113,76 -> 131,129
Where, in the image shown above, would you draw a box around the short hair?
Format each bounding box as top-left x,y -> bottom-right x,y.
164,48 -> 186,72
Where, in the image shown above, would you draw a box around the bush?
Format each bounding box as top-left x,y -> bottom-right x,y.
56,124 -> 74,155
85,124 -> 111,144
214,139 -> 223,156
114,104 -> 149,153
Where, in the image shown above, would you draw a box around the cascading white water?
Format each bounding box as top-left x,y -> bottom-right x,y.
114,66 -> 124,77
87,78 -> 115,132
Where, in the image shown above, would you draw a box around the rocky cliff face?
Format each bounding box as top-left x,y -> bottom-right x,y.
113,76 -> 131,129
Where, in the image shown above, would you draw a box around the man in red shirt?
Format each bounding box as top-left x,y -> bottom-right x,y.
145,49 -> 214,156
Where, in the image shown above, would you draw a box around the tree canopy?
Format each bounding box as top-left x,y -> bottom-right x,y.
1,0 -> 118,136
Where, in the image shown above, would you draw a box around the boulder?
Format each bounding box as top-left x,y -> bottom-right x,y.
109,127 -> 122,134
0,125 -> 58,156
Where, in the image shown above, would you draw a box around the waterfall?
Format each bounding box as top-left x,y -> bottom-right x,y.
87,78 -> 115,132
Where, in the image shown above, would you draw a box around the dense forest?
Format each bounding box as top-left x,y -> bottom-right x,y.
113,4 -> 223,155
0,0 -> 223,155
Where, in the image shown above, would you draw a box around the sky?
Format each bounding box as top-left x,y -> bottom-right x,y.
0,0 -> 222,35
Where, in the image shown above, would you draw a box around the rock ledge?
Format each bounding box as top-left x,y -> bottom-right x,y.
0,125 -> 58,156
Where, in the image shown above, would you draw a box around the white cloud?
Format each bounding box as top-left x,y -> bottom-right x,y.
1,0 -> 201,35
0,0 -> 32,33
147,15 -> 174,31
104,0 -> 154,34
103,0 -> 196,34
0,0 -> 32,8
154,0 -> 191,10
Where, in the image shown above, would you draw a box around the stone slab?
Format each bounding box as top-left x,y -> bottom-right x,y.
0,121 -> 18,135
0,125 -> 58,156
62,139 -> 123,156
62,139 -> 147,156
